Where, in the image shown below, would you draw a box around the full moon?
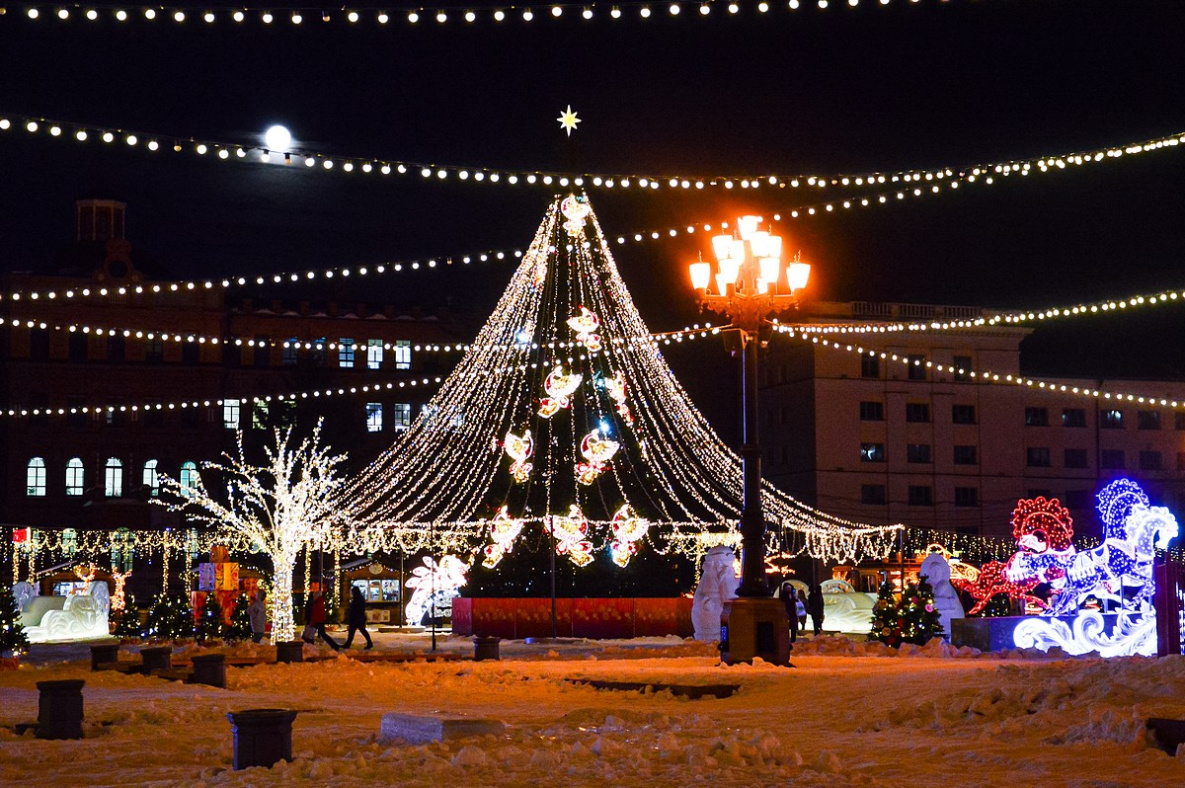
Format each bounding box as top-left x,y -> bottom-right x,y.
263,125 -> 292,151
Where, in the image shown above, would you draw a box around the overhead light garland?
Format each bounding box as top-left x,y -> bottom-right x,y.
0,312 -> 720,359
6,1 -> 985,32
773,324 -> 1185,409
2,108 -> 1180,198
794,287 -> 1185,336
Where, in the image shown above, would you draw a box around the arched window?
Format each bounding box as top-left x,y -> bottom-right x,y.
66,457 -> 85,496
143,459 -> 160,497
26,457 -> 47,497
180,461 -> 199,499
105,457 -> 124,497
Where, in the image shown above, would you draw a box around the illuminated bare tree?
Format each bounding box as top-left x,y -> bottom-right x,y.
155,420 -> 347,643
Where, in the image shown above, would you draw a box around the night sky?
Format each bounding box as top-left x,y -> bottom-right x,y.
2,0 -> 1184,397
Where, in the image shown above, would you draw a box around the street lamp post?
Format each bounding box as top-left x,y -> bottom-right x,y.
689,215 -> 810,666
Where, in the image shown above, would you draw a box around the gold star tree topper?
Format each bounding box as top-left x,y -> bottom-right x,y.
557,105 -> 581,137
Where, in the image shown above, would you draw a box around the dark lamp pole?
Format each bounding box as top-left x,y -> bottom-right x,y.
688,216 -> 810,664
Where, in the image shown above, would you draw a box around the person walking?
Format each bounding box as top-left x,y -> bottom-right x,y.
247,589 -> 268,644
343,586 -> 374,650
779,581 -> 799,644
302,590 -> 340,650
807,584 -> 825,636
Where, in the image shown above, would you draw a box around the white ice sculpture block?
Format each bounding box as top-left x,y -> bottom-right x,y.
920,553 -> 964,641
380,713 -> 505,744
691,545 -> 739,642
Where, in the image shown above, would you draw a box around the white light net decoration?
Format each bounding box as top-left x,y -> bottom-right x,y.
339,196 -> 900,566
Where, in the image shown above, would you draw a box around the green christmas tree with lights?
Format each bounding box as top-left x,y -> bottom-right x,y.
226,595 -> 253,642
195,595 -> 224,642
144,593 -> 194,641
899,575 -> 944,645
111,594 -> 142,639
0,586 -> 30,655
869,580 -> 904,647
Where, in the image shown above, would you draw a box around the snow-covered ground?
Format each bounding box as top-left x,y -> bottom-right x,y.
3,633 -> 1184,787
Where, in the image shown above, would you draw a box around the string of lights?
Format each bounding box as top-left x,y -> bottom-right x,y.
0,312 -> 721,355
1,108 -> 1180,201
793,288 -> 1185,336
1,124 -> 1182,307
772,324 -> 1185,410
5,2 -> 984,32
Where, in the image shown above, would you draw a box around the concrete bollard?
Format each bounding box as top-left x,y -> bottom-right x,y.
473,636 -> 501,661
190,653 -> 227,688
275,641 -> 304,664
37,680 -> 85,740
139,646 -> 173,674
89,643 -> 120,671
227,709 -> 299,770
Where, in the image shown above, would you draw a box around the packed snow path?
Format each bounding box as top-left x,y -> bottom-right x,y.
2,636 -> 1184,787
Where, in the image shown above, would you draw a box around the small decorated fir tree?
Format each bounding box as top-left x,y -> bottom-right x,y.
226,595 -> 253,642
899,575 -> 945,645
111,594 -> 142,639
869,580 -> 904,648
0,586 -> 31,656
195,594 -> 224,642
144,593 -> 194,640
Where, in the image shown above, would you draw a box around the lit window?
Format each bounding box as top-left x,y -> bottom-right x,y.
1101,410 -> 1124,429
105,457 -> 124,497
366,402 -> 383,432
180,461 -> 199,499
367,339 -> 383,370
394,339 -> 412,370
26,457 -> 47,496
393,403 -> 412,431
186,528 -> 200,561
66,457 -> 85,496
860,443 -> 885,463
339,338 -> 356,368
143,459 -> 160,497
223,399 -> 240,430
61,528 -> 78,557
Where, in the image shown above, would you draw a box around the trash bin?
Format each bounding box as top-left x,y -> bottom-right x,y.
227,708 -> 299,770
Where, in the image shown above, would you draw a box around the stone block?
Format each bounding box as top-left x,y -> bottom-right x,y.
380,713 -> 504,745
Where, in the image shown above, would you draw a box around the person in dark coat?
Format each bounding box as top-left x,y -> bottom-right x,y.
343,586 -> 374,650
807,584 -> 826,636
780,581 -> 799,643
303,590 -> 340,650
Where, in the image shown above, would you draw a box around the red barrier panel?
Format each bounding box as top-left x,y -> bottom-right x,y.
455,598 -> 693,639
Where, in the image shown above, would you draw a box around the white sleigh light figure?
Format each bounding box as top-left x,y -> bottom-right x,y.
691,546 -> 739,642
18,582 -> 111,643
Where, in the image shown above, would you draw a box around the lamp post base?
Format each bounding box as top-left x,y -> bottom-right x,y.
720,598 -> 792,666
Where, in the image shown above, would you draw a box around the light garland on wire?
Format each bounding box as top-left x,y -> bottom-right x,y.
2,108 -> 1181,200
794,287 -> 1185,336
337,194 -> 901,566
153,422 -> 348,644
0,326 -> 727,420
0,312 -> 721,360
7,1 -> 978,31
773,324 -> 1185,410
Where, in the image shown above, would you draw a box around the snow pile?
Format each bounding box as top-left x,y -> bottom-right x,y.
2,646 -> 1184,787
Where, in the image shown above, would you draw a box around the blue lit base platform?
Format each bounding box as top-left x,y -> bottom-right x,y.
951,614 -> 1120,653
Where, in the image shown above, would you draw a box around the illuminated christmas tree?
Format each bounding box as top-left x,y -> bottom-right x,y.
869,581 -> 904,647
0,586 -> 30,656
899,576 -> 944,645
144,593 -> 193,641
342,196 -> 898,569
195,594 -> 224,642
111,593 -> 142,639
226,595 -> 253,642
